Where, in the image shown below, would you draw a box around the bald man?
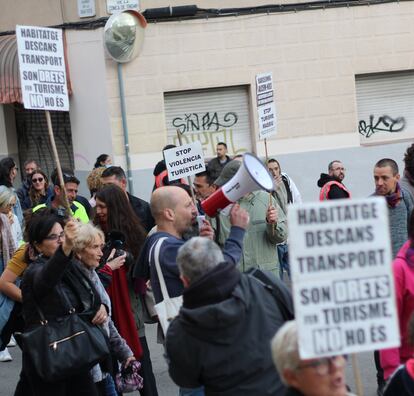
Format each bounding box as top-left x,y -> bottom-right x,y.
134,186 -> 249,305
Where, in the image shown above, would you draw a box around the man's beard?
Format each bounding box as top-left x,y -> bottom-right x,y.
182,221 -> 199,240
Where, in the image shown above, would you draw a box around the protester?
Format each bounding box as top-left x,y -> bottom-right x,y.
384,312 -> 414,395
0,187 -> 18,362
193,169 -> 216,201
86,167 -> 106,207
94,184 -> 159,396
380,209 -> 414,385
135,185 -> 247,306
72,222 -> 136,394
211,160 -> 287,275
373,158 -> 413,258
101,166 -> 155,232
318,160 -> 351,200
207,142 -> 232,179
271,320 -> 355,396
401,143 -> 414,202
166,237 -> 292,395
16,159 -> 39,209
94,154 -> 112,169
33,171 -> 89,223
267,158 -> 302,279
0,187 -> 22,246
20,170 -> 53,210
20,215 -> 107,395
0,157 -> 23,226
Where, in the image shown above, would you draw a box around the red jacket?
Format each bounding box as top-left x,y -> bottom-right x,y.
380,241 -> 414,379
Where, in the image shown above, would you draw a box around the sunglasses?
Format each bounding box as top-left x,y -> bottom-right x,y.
32,177 -> 44,183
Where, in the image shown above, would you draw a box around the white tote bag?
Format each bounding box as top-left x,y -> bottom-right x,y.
152,237 -> 183,335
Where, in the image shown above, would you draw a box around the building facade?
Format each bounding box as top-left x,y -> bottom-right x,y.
0,0 -> 413,200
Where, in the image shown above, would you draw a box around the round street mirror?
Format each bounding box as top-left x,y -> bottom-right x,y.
104,10 -> 147,63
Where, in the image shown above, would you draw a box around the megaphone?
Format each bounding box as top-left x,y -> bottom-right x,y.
201,153 -> 274,217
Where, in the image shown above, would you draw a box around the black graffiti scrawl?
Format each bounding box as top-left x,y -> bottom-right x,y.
359,115 -> 406,138
173,112 -> 238,134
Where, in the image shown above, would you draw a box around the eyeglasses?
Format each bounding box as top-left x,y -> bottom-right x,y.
296,356 -> 345,376
32,177 -> 44,183
45,232 -> 65,241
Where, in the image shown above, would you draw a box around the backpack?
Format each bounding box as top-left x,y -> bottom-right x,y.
245,267 -> 294,321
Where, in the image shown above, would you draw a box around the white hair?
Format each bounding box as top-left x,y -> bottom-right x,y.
72,222 -> 104,254
270,320 -> 301,384
0,186 -> 16,210
177,237 -> 224,283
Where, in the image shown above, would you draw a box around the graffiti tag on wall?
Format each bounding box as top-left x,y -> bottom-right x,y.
173,111 -> 238,133
359,115 -> 406,138
170,111 -> 248,156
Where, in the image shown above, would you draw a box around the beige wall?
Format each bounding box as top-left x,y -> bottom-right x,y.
104,2 -> 414,170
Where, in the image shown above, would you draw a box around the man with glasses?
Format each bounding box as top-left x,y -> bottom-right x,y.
33,169 -> 89,223
272,321 -> 355,396
318,160 -> 351,200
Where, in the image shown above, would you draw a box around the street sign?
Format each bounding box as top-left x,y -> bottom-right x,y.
288,197 -> 400,358
107,0 -> 139,14
16,25 -> 69,111
164,141 -> 206,182
77,0 -> 96,18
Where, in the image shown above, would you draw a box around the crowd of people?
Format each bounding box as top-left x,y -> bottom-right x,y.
0,141 -> 413,395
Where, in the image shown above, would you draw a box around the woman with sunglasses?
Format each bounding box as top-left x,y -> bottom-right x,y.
21,170 -> 53,210
20,215 -> 108,395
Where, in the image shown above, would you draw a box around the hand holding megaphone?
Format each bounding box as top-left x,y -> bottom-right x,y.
266,205 -> 278,224
201,153 -> 274,217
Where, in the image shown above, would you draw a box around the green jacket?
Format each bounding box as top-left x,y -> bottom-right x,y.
33,200 -> 89,224
211,190 -> 287,275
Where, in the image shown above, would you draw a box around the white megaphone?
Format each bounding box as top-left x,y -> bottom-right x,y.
201,153 -> 274,217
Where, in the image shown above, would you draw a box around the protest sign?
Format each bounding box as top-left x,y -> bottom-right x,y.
288,197 -> 400,359
107,0 -> 139,13
164,141 -> 206,182
256,72 -> 277,139
16,25 -> 69,111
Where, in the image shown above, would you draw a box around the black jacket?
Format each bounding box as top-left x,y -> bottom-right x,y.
384,362 -> 414,396
317,173 -> 350,199
127,192 -> 155,232
165,262 -> 292,396
21,247 -> 102,328
207,156 -> 232,180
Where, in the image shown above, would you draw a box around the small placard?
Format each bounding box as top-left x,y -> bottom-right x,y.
107,0 -> 139,14
256,72 -> 277,139
164,141 -> 206,181
77,0 -> 96,18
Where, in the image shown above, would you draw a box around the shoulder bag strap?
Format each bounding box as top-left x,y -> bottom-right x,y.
152,237 -> 170,301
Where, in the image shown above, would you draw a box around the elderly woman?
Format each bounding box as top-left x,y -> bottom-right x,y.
271,321 -> 355,396
21,214 -> 108,395
0,186 -> 18,362
72,222 -> 136,395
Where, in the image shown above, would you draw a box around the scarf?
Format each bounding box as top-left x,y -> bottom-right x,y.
105,265 -> 142,359
384,182 -> 402,208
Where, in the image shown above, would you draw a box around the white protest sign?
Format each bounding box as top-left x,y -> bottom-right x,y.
256,72 -> 277,139
164,141 -> 206,181
16,25 -> 69,111
288,197 -> 400,359
107,0 -> 139,14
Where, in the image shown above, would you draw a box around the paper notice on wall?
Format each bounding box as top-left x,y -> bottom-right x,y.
256,72 -> 277,139
288,197 -> 400,359
16,25 -> 69,111
164,141 -> 206,181
77,0 -> 96,18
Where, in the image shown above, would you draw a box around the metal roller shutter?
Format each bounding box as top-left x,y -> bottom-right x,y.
356,71 -> 414,145
164,85 -> 252,159
14,104 -> 74,177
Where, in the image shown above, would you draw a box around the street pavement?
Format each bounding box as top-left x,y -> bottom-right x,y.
0,323 -> 379,396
